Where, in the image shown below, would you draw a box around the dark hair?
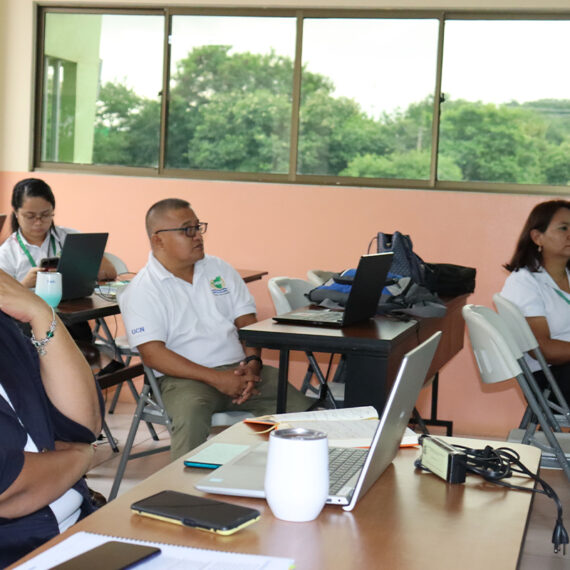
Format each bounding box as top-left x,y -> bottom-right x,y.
145,198 -> 191,237
11,178 -> 56,232
504,200 -> 570,272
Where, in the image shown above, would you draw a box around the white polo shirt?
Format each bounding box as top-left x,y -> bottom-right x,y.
0,226 -> 75,282
501,266 -> 570,371
119,253 -> 256,371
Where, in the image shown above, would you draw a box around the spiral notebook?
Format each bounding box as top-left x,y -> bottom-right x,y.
14,531 -> 294,569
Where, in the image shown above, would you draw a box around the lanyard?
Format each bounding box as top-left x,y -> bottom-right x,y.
16,230 -> 56,267
553,288 -> 570,306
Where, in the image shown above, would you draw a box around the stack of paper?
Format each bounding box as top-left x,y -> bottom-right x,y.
245,406 -> 419,448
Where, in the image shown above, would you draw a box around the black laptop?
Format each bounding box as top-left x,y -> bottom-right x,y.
57,233 -> 108,301
272,252 -> 393,328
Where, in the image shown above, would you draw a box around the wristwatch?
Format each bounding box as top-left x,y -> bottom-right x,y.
243,354 -> 263,369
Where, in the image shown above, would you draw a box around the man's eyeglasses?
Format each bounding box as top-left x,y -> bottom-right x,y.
19,211 -> 54,222
154,222 -> 208,238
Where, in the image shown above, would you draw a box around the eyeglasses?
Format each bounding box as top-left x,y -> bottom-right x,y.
19,211 -> 54,222
154,222 -> 208,238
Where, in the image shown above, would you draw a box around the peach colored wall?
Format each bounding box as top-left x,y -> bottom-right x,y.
0,170 -> 557,437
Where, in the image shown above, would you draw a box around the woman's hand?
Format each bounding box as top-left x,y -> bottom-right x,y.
21,266 -> 41,289
0,269 -> 51,325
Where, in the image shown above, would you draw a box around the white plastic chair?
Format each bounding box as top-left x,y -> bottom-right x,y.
493,293 -> 570,428
268,277 -> 314,316
104,252 -> 130,276
267,276 -> 345,407
306,269 -> 335,286
109,365 -> 252,500
463,304 -> 570,479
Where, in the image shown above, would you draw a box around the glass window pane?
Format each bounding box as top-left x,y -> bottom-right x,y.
298,18 -> 439,179
41,13 -> 163,167
440,20 -> 570,186
166,15 -> 296,173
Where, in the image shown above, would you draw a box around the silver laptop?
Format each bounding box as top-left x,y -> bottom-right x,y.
196,331 -> 441,511
272,252 -> 393,328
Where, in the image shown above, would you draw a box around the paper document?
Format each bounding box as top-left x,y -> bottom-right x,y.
245,406 -> 419,448
15,531 -> 294,570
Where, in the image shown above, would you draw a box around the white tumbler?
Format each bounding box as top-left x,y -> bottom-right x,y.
35,271 -> 62,308
264,428 -> 328,522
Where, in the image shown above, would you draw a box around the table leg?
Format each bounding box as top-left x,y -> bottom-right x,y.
277,349 -> 290,413
343,354 -> 388,415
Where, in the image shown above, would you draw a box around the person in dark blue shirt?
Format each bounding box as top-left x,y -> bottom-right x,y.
0,269 -> 103,567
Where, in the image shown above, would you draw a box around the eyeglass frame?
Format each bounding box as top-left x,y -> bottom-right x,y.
17,210 -> 55,222
154,222 -> 208,238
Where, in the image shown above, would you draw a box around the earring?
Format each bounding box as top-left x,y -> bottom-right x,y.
538,245 -> 543,253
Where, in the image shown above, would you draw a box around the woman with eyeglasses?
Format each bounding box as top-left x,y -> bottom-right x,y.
0,178 -> 116,288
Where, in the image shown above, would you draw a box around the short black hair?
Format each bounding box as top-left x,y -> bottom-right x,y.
145,198 -> 191,237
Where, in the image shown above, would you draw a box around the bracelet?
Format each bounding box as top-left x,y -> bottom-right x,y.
30,307 -> 56,356
243,354 -> 263,369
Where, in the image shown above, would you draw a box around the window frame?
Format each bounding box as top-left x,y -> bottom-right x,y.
33,6 -> 570,196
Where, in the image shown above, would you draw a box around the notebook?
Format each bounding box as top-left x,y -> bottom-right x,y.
57,233 -> 108,301
195,331 -> 441,512
272,252 -> 393,328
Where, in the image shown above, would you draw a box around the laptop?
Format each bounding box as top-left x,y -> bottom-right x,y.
57,233 -> 108,301
272,252 -> 393,328
195,330 -> 441,512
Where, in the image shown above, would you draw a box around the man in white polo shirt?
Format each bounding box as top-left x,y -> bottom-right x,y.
119,198 -> 310,459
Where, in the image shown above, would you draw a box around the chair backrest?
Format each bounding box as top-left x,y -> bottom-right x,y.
306,269 -> 334,286
105,252 -> 129,275
493,293 -> 539,353
268,277 -> 314,315
462,304 -> 522,384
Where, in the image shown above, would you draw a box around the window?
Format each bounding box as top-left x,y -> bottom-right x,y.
298,18 -> 439,179
40,12 -> 163,168
35,8 -> 570,192
166,15 -> 296,173
440,19 -> 570,186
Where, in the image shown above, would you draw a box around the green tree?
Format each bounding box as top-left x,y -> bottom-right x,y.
93,82 -> 160,167
340,149 -> 462,180
438,100 -> 544,183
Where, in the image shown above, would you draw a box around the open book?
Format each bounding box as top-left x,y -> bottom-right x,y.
245,406 -> 419,448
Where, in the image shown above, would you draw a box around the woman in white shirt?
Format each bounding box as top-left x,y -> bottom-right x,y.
0,178 -> 116,288
501,199 -> 570,403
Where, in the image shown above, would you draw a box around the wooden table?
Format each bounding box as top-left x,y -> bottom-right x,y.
239,295 -> 468,414
11,422 -> 540,570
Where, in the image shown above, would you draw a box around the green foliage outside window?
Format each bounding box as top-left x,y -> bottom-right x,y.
91,45 -> 570,186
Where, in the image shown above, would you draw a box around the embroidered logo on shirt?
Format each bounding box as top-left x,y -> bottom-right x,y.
131,327 -> 145,335
210,275 -> 229,296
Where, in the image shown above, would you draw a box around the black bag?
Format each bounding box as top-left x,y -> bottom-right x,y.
376,232 -> 433,288
426,263 -> 476,296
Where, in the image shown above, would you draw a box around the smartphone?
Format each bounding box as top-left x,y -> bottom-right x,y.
131,490 -> 260,535
39,256 -> 59,270
50,541 -> 160,570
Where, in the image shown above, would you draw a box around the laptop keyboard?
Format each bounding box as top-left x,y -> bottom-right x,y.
293,310 -> 343,323
328,447 -> 368,495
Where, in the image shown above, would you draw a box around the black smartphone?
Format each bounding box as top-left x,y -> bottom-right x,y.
131,490 -> 260,535
39,256 -> 59,270
50,541 -> 160,569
